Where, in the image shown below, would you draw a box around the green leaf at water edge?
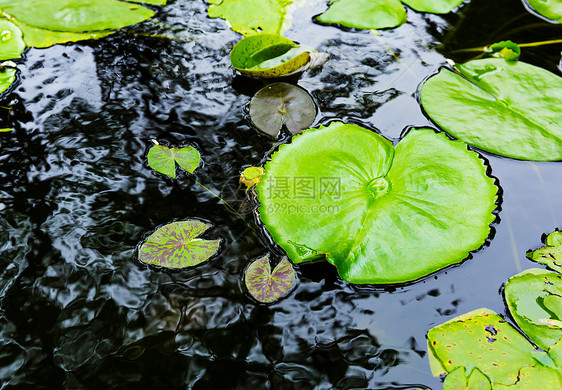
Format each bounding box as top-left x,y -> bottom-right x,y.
0,63 -> 16,95
527,230 -> 562,273
524,0 -> 562,23
0,20 -> 25,60
427,308 -> 562,387
207,0 -> 293,36
249,82 -> 316,137
139,220 -> 221,269
256,122 -> 498,284
504,268 -> 562,352
244,255 -> 296,303
316,0 -> 407,30
420,58 -> 562,161
147,144 -> 201,179
0,0 -> 162,47
401,0 -> 464,14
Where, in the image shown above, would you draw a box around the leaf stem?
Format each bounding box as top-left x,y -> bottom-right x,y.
451,39 -> 562,54
194,179 -> 254,230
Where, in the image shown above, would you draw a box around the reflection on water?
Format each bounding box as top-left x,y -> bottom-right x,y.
0,0 -> 560,388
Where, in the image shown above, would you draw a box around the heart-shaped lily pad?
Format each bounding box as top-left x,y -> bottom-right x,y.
230,34 -> 311,78
0,20 -> 25,60
139,220 -> 221,269
249,82 -> 316,137
427,308 -> 562,388
207,0 -> 293,36
524,0 -> 562,23
504,268 -> 562,351
244,255 -> 296,303
0,0 -> 163,48
316,0 -> 463,30
527,230 -> 562,273
420,58 -> 562,161
256,122 -> 498,284
147,143 -> 201,179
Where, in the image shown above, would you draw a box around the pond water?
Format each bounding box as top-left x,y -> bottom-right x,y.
1,0 -> 561,388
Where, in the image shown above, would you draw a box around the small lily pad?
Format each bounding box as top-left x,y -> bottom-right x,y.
240,166 -> 265,192
527,230 -> 562,273
487,40 -> 521,60
0,20 -> 25,60
504,268 -> 562,351
139,220 -> 221,269
420,58 -> 562,161
443,367 -> 492,390
245,255 -> 296,303
249,82 -> 316,137
230,34 -> 311,78
147,143 -> 201,179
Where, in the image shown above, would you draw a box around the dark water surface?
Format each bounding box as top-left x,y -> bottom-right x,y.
1,0 -> 561,388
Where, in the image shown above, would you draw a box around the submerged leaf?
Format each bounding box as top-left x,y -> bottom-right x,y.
420,58 -> 562,161
0,0 -> 161,47
427,308 -> 562,387
256,122 -> 497,284
504,268 -> 562,351
207,0 -> 293,36
240,167 -> 265,192
527,230 -> 562,273
139,220 -> 221,269
0,20 -> 25,60
230,34 -> 311,78
245,255 -> 296,303
147,144 -> 201,179
524,0 -> 562,23
249,82 -> 316,137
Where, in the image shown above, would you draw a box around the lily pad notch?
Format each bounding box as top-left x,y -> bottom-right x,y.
256,122 -> 499,284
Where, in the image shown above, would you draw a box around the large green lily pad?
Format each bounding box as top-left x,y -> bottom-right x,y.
427,308 -> 562,387
230,34 -> 311,78
420,58 -> 562,161
504,268 -> 562,352
256,122 -> 498,284
0,0 -> 163,48
139,220 -> 221,269
527,230 -> 562,273
0,20 -> 25,60
316,0 -> 463,30
207,0 -> 293,36
525,0 -> 562,23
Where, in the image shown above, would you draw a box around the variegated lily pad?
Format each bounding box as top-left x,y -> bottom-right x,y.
139,220 -> 221,269
147,143 -> 201,179
245,255 -> 296,303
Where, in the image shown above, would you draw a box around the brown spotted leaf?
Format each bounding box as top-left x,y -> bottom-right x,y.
139,220 -> 220,269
